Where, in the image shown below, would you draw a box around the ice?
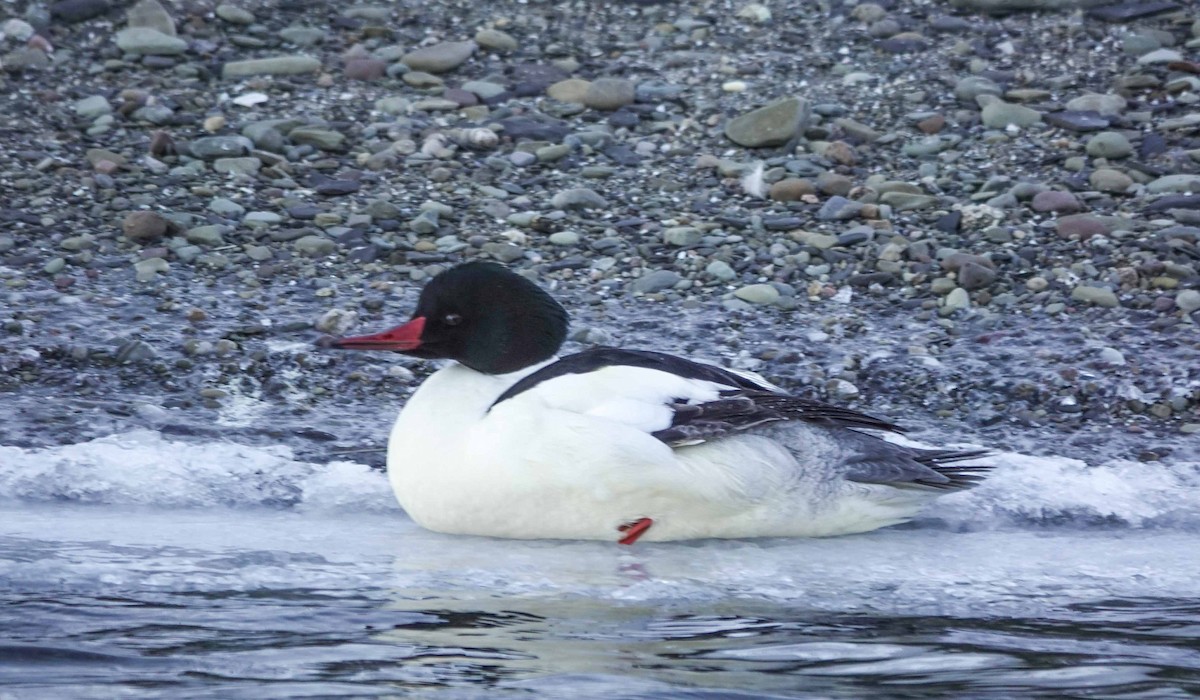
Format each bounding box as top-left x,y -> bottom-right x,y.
0,430 -> 395,512
1,430 -> 1199,617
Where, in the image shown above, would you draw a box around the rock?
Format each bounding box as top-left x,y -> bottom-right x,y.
126,0 -> 175,35
547,78 -> 590,103
294,235 -> 336,256
954,76 -> 1002,103
461,80 -> 507,100
215,4 -> 254,24
1056,214 -> 1110,239
725,97 -> 810,148
548,231 -> 580,246
315,180 -> 359,196
958,261 -> 996,290
1146,174 -> 1200,194
879,192 -> 937,211
632,270 -> 682,293
401,40 -> 476,73
1030,190 -> 1082,213
1085,131 -> 1132,159
191,135 -> 253,159
950,0 -> 1107,11
51,0 -> 111,24
474,28 -> 517,52
481,242 -> 524,262
1071,285 -> 1119,308
551,188 -> 608,210
1044,111 -> 1110,132
1098,347 -> 1125,365
1136,48 -> 1182,65
734,284 -> 780,305
122,211 -> 169,241
583,78 -> 635,111
944,287 -> 970,310
73,95 -> 111,119
279,26 -> 326,46
980,101 -> 1042,129
815,172 -> 853,197
817,196 -> 863,220
288,127 -> 344,150
133,257 -> 168,281
345,58 -> 386,81
1176,289 -> 1200,312
1089,168 -> 1133,193
212,157 -> 261,175
315,309 -> 358,335
1065,93 -> 1126,115
115,27 -> 187,55
186,225 -> 224,246
222,55 -> 321,78
706,260 -> 737,281
769,178 -> 815,201
662,226 -> 702,246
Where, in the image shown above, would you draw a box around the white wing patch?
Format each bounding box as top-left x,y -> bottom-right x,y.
512,365 -> 733,435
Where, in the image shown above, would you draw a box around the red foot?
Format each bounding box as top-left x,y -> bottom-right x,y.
617,517 -> 654,545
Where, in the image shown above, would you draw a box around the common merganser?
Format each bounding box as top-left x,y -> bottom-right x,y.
331,262 -> 989,544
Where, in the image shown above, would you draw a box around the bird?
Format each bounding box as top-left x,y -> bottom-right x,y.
330,262 -> 990,545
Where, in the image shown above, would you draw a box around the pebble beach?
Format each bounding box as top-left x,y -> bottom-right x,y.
1,0 -> 1198,469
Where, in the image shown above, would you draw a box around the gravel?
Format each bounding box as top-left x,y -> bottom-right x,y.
0,0 -> 1197,468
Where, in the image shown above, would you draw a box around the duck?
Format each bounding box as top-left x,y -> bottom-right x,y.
330,262 -> 989,544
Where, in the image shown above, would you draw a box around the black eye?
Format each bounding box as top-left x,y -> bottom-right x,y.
443,313 -> 463,326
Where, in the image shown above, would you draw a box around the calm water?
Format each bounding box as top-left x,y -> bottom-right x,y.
2,431 -> 1199,698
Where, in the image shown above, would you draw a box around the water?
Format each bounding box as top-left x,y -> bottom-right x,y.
2,431 -> 1199,697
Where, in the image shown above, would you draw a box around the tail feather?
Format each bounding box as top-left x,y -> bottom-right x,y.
912,448 -> 992,490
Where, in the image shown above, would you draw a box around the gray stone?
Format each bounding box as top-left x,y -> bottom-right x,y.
954,75 -> 1002,103
632,269 -> 683,293
1065,93 -> 1126,115
817,196 -> 863,220
1071,285 -> 1119,308
401,40 -> 476,73
548,230 -> 580,246
1176,289 -> 1200,312
950,0 -> 1109,11
1146,174 -> 1200,194
222,55 -> 321,78
981,101 -> 1042,129
213,157 -> 261,175
73,95 -> 111,119
215,3 -> 254,24
958,261 -> 996,290
126,0 -> 175,35
725,97 -> 810,148
461,80 -> 507,100
734,284 -> 780,305
663,226 -> 702,246
208,198 -> 245,216
944,287 -> 970,310
1030,190 -> 1082,213
134,257 -> 169,282
279,26 -> 326,46
115,27 -> 187,55
706,260 -> 737,281
551,187 -> 608,210
474,28 -> 517,52
481,242 -> 524,262
294,235 -> 336,256
1089,168 -> 1133,194
288,127 -> 344,150
191,135 -> 253,159
879,191 -> 937,211
1085,131 -> 1132,159
185,225 -> 225,246
1097,347 -> 1125,365
583,78 -> 636,111
1137,48 -> 1182,65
